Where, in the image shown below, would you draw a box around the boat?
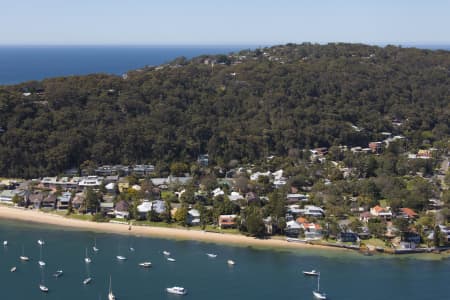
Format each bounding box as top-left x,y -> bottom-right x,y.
39,268 -> 49,293
85,248 -> 91,263
10,266 -> 16,272
163,250 -> 170,256
53,270 -> 63,278
166,286 -> 187,295
83,277 -> 92,285
227,259 -> 235,265
37,239 -> 45,246
116,255 -> 127,261
207,253 -> 217,258
93,238 -> 99,252
38,242 -> 46,267
20,245 -> 29,261
129,247 -> 135,252
108,276 -> 116,300
139,262 -> 152,268
38,245 -> 46,267
3,240 -> 8,246
303,270 -> 320,276
166,257 -> 176,262
312,274 -> 327,299
39,284 -> 49,293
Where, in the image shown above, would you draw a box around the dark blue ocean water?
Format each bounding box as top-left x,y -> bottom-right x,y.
0,219 -> 449,300
0,46 -> 249,85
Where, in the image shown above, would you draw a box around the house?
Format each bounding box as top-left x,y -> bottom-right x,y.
151,200 -> 166,214
114,200 -> 130,219
302,205 -> 325,217
197,154 -> 209,166
398,208 -> 418,219
41,194 -> 57,209
78,176 -> 102,187
302,222 -> 323,240
72,192 -> 85,210
0,189 -> 25,204
359,211 -> 373,223
57,192 -> 71,210
337,232 -> 359,243
369,142 -> 383,153
286,193 -> 309,202
136,200 -> 152,219
228,192 -> 244,202
100,202 -> 114,213
370,205 -> 392,219
187,209 -> 200,226
218,214 -> 237,229
285,220 -> 301,237
28,192 -> 45,208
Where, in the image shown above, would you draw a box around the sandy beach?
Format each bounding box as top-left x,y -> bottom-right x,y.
0,205 -> 343,252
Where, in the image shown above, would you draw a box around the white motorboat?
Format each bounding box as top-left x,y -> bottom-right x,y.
83,277 -> 92,285
227,259 -> 235,265
53,270 -> 63,278
163,250 -> 170,256
108,276 -> 116,300
207,253 -> 217,258
129,247 -> 135,252
85,248 -> 91,263
116,255 -> 127,261
166,257 -> 176,262
312,274 -> 327,299
39,284 -> 49,292
10,266 -> 16,272
37,239 -> 45,246
3,240 -> 8,246
38,260 -> 46,267
166,286 -> 187,295
303,270 -> 320,276
139,262 -> 152,268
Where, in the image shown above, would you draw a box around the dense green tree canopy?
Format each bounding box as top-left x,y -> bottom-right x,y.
0,43 -> 449,177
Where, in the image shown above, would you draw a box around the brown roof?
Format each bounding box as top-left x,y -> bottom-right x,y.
115,200 -> 130,212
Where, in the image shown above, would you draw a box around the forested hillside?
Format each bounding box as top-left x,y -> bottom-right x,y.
0,43 -> 449,177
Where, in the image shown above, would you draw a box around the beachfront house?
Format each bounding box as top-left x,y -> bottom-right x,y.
218,214 -> 237,229
28,192 -> 45,209
41,194 -> 57,209
114,200 -> 130,219
285,220 -> 301,237
137,200 -> 152,219
0,189 -> 26,204
337,232 -> 359,243
57,192 -> 72,210
188,209 -> 200,226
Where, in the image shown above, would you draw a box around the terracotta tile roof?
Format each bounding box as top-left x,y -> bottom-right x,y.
400,207 -> 418,217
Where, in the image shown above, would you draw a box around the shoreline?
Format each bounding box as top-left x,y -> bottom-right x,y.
0,206 -> 344,253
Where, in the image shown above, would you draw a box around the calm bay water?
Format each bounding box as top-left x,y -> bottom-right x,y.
0,46 -> 248,85
0,219 -> 449,300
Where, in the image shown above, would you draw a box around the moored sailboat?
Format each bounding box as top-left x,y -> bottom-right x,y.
312,274 -> 327,299
108,276 -> 116,300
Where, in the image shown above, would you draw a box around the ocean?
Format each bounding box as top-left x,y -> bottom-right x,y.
0,219 -> 449,300
0,46 -> 249,85
0,45 -> 448,86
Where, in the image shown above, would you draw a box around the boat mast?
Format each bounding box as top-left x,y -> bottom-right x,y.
317,274 -> 320,292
